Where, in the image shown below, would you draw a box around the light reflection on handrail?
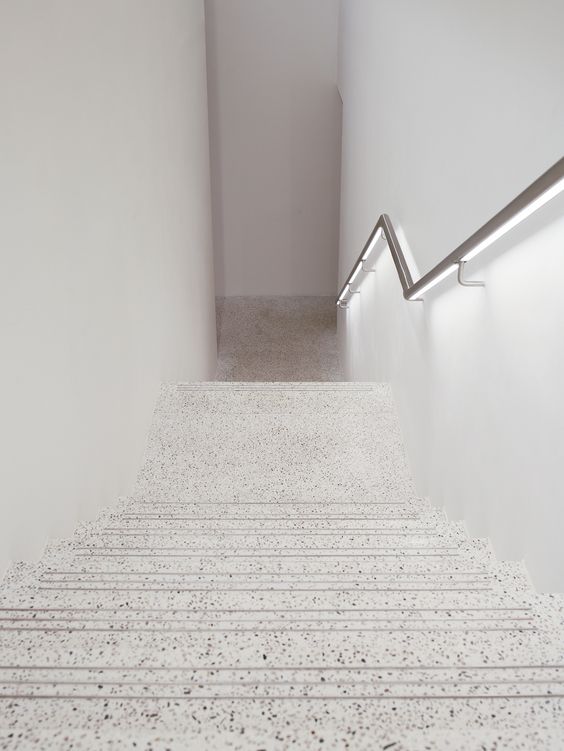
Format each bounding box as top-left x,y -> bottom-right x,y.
337,156 -> 564,307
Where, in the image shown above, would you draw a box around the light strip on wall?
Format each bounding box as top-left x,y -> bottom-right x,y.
337,228 -> 384,304
349,264 -> 362,285
407,265 -> 458,300
337,156 -> 564,307
461,175 -> 564,263
362,227 -> 383,261
337,284 -> 349,303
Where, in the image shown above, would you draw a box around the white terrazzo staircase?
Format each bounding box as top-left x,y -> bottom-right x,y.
0,383 -> 563,750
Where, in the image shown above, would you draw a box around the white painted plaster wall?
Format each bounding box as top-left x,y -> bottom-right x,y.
206,0 -> 341,296
338,0 -> 564,590
0,0 -> 216,574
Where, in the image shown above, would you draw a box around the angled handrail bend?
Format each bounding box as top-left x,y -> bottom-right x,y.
337,156 -> 564,306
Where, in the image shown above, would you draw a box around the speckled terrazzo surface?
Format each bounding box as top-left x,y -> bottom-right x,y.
215,297 -> 342,380
0,383 -> 563,750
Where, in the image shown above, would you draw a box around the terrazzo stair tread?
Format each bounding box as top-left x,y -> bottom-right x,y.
0,728 -> 378,751
38,558 -> 492,576
393,725 -> 564,751
0,542 -> 545,577
537,593 -> 564,620
0,555 -> 524,598
70,536 -> 485,552
39,546 -> 491,568
28,578 -> 531,596
75,515 -> 460,533
80,518 -> 453,533
135,492 -> 422,508
67,550 -> 487,565
6,585 -> 507,599
0,615 -> 538,632
530,595 -> 564,635
29,555 -> 501,583
107,509 -> 437,525
111,500 -> 437,516
3,570 -> 503,595
82,508 -> 445,527
0,565 -> 36,592
0,721 -> 561,751
80,507 -> 465,529
73,518 -> 462,536
0,630 -> 557,670
1,700 -> 563,751
12,586 -> 505,599
77,528 -> 457,542
33,570 -> 492,589
487,573 -> 534,593
6,574 -> 510,598
0,604 -> 540,638
2,678 -> 564,698
121,486 -> 435,499
66,547 -> 497,572
0,588 -> 545,619
177,381 -> 388,389
71,538 -> 466,553
41,539 -> 74,558
39,537 -> 486,559
411,724 -> 561,751
0,700 -> 562,746
133,494 -> 425,508
28,587 -> 500,599
0,544 -> 504,577
131,488 -> 429,501
0,623 -> 541,639
4,662 -> 564,692
133,386 -> 418,504
0,609 -> 550,641
122,493 -> 432,506
177,381 -> 390,390
83,526 -> 453,540
494,561 -> 534,591
94,504 -> 440,516
450,524 -> 470,543
1,591 -> 531,612
75,520 -> 449,538
0,609 -> 543,635
30,571 -> 520,594
3,553 -> 495,581
0,732 -> 559,751
134,479 -> 419,499
49,526 -> 474,550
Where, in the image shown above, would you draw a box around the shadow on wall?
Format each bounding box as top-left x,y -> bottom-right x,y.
216,297 -> 342,382
338,0 -> 564,592
339,198 -> 564,592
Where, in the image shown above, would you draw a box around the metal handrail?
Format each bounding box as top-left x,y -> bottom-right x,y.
337,156 -> 564,306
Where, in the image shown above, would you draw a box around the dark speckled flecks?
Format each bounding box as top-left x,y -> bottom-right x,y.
0,383 -> 562,750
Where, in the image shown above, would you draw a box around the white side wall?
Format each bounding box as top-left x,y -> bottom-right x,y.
0,0 -> 216,573
338,0 -> 564,590
206,0 -> 341,296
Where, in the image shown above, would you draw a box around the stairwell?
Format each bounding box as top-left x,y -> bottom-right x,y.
0,383 -> 563,749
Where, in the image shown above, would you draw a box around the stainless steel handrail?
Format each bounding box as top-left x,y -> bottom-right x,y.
337,156 -> 564,306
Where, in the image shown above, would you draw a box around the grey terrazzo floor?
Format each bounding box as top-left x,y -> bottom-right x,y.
0,383 -> 563,749
215,297 -> 342,381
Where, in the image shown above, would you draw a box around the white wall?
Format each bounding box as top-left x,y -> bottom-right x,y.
338,0 -> 564,590
0,0 -> 216,575
206,0 -> 341,296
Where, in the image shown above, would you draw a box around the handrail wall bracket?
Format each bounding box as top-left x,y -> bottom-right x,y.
456,261 -> 484,288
